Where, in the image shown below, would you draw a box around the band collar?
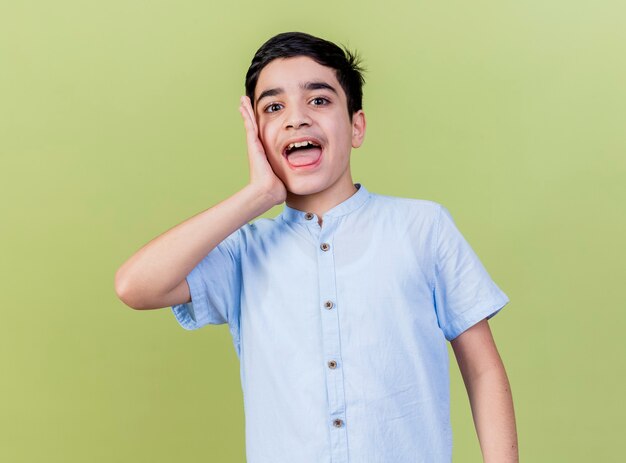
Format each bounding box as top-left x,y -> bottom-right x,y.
280,183 -> 370,223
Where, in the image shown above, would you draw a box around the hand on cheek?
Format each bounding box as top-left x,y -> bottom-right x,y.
239,95 -> 287,205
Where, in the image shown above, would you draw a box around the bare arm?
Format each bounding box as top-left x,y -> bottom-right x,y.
114,96 -> 286,310
451,318 -> 519,463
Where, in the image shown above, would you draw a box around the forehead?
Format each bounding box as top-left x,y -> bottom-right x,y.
255,56 -> 345,100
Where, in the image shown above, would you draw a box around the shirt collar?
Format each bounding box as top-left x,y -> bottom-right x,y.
280,183 -> 370,223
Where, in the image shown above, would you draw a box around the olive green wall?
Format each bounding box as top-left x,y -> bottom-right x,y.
2,1 -> 624,461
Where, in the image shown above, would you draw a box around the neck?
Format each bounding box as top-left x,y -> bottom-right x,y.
286,178 -> 358,226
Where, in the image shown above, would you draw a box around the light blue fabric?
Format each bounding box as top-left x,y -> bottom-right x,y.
172,183 -> 509,463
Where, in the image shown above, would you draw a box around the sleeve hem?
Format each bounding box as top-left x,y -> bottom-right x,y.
171,272 -> 210,330
444,294 -> 510,341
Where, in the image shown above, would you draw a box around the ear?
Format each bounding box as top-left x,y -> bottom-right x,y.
351,110 -> 366,148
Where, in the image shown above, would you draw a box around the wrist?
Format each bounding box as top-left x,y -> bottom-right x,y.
242,183 -> 282,213
245,182 -> 284,207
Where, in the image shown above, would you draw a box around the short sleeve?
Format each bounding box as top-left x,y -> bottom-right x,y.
433,205 -> 509,341
171,228 -> 242,331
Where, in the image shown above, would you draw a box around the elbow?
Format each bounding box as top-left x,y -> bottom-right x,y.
114,267 -> 145,310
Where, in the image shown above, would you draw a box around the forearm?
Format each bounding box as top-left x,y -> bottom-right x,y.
465,363 -> 518,462
115,184 -> 275,309
451,319 -> 519,462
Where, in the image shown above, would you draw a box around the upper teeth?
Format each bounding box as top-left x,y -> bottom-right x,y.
287,140 -> 318,150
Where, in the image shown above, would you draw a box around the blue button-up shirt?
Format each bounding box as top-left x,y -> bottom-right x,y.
172,183 -> 509,463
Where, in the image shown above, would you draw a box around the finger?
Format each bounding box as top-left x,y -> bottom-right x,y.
242,96 -> 264,149
239,97 -> 256,137
241,95 -> 259,134
239,97 -> 264,154
239,96 -> 256,126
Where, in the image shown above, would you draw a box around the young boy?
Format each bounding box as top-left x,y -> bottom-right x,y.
115,32 -> 518,463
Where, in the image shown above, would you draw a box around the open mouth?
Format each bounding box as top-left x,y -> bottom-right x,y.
283,139 -> 323,167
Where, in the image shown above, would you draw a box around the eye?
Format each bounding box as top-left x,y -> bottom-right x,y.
264,103 -> 283,113
311,97 -> 330,106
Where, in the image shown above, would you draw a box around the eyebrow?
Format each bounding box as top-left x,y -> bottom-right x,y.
255,81 -> 339,107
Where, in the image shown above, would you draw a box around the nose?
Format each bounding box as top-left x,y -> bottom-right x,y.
284,105 -> 312,130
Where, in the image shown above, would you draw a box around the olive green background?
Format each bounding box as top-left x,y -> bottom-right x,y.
2,0 -> 624,461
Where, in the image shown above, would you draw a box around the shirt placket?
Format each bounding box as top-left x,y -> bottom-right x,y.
313,217 -> 349,463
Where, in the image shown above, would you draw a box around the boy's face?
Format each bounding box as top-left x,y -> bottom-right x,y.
253,56 -> 366,197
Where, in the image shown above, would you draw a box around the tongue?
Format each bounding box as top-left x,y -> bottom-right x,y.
287,147 -> 322,166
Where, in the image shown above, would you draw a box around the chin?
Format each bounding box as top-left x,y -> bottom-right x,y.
284,177 -> 330,196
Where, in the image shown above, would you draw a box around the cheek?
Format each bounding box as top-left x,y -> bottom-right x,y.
340,127 -> 354,149
257,122 -> 272,148
256,126 -> 269,149
258,127 -> 282,166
